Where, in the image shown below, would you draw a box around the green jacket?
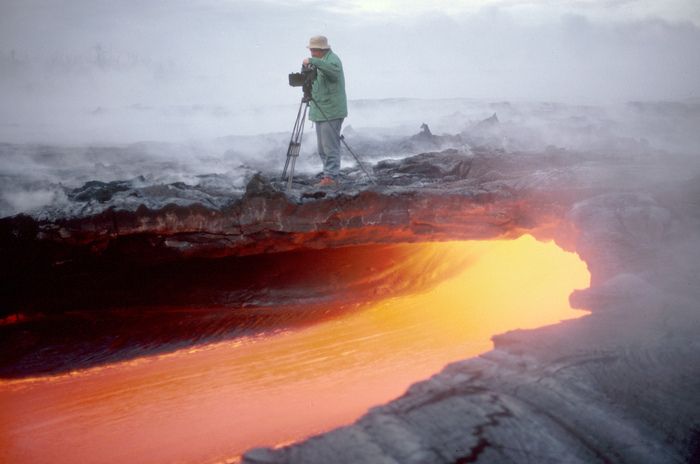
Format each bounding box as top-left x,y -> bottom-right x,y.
309,50 -> 348,122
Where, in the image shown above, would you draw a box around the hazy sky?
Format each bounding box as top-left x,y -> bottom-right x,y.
1,0 -> 699,141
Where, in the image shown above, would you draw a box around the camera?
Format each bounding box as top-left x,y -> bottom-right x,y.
289,64 -> 317,100
288,63 -> 316,87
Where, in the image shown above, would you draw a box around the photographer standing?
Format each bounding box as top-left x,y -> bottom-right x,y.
302,35 -> 347,187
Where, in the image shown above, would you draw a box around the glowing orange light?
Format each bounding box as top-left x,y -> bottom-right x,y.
0,235 -> 589,464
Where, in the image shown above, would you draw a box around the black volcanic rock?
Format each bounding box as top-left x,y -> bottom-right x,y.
374,149 -> 471,182
70,179 -> 134,203
476,112 -> 499,129
245,173 -> 281,198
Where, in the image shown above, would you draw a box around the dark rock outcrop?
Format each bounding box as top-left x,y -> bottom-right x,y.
0,150 -> 572,269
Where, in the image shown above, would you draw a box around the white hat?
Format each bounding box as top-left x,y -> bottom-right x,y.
307,35 -> 331,50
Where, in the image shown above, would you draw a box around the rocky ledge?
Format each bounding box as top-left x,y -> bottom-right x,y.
2,133 -> 700,462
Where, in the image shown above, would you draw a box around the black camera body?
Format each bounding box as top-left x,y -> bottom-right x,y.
289,64 -> 317,101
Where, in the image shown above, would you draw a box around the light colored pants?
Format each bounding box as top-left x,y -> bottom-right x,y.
315,118 -> 343,178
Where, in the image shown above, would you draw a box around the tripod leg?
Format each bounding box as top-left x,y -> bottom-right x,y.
340,135 -> 376,185
282,101 -> 306,180
283,101 -> 309,190
286,155 -> 297,190
282,150 -> 292,179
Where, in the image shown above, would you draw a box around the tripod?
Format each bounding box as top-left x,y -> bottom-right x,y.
282,97 -> 375,190
281,95 -> 310,190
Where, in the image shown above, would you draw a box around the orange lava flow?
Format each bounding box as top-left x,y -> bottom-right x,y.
0,235 -> 590,464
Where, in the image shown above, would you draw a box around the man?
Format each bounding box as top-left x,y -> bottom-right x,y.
302,35 -> 347,187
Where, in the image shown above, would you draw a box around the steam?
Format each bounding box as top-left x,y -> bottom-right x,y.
1,189 -> 62,216
0,1 -> 699,218
1,1 -> 699,143
1,97 -> 698,219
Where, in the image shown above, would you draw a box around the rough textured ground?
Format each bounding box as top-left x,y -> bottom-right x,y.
2,122 -> 700,462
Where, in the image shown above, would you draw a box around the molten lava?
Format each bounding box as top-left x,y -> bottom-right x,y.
0,235 -> 589,464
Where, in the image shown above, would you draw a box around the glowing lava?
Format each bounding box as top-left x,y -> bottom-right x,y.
0,235 -> 589,464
